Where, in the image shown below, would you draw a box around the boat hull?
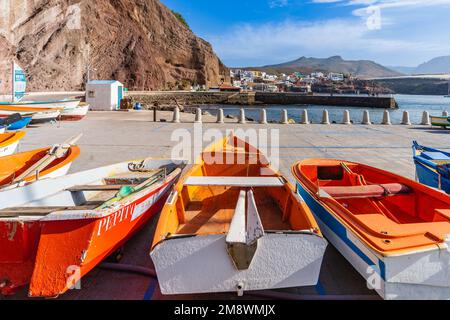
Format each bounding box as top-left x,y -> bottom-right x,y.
60,104 -> 89,121
0,140 -> 19,157
0,99 -> 80,110
30,111 -> 60,124
430,116 -> 450,128
296,182 -> 450,300
7,117 -> 32,130
151,232 -> 326,295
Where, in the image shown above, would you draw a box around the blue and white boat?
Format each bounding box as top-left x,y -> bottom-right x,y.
0,98 -> 80,110
7,116 -> 32,130
413,141 -> 450,194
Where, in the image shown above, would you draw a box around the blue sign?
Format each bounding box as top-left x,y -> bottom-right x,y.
13,63 -> 26,102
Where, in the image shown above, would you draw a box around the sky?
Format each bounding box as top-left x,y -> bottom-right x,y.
160,0 -> 450,68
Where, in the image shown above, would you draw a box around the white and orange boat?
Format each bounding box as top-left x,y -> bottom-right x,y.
60,103 -> 89,121
150,134 -> 327,295
293,158 -> 450,300
0,132 -> 26,157
0,157 -> 184,297
0,140 -> 80,189
0,105 -> 61,124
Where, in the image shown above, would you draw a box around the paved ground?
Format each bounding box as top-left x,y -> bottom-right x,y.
3,110 -> 450,300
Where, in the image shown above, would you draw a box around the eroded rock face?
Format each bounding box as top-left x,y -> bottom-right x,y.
0,0 -> 228,92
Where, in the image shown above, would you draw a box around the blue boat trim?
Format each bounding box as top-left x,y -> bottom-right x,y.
296,182 -> 386,280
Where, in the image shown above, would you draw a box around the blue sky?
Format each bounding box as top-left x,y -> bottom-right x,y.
161,0 -> 450,68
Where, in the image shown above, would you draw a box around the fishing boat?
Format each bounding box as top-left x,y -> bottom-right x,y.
0,105 -> 62,124
430,115 -> 450,128
7,116 -> 32,130
60,103 -> 89,121
0,157 -> 184,297
151,134 -> 327,296
0,135 -> 81,189
0,132 -> 26,157
413,141 -> 450,194
0,98 -> 80,109
293,158 -> 450,300
0,113 -> 31,131
30,109 -> 61,124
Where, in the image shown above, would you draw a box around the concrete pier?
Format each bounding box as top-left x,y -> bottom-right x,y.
127,91 -> 398,109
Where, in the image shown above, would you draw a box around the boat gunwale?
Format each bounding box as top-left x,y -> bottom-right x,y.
0,131 -> 26,148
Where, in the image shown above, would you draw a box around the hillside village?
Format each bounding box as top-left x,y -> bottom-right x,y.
220,69 -> 393,95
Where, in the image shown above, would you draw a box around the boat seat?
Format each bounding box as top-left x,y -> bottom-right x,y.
0,203 -> 103,217
422,152 -> 450,161
353,213 -> 450,239
320,183 -> 411,199
183,176 -> 284,187
66,184 -> 137,192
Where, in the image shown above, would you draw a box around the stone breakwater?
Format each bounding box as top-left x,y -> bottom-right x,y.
128,91 -> 398,109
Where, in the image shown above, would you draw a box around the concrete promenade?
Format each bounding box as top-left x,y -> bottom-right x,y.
3,110 -> 450,300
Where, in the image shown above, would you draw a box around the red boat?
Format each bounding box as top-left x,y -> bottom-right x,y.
0,158 -> 184,297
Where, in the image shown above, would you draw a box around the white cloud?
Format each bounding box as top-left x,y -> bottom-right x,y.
210,18 -> 450,67
269,0 -> 289,8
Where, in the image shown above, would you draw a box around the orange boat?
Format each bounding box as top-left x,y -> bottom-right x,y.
150,134 -> 327,295
293,158 -> 450,300
0,157 -> 184,297
0,145 -> 80,188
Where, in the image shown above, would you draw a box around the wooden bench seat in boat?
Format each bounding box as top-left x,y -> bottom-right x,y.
183,176 -> 284,187
0,202 -> 104,217
320,183 -> 411,199
352,213 -> 450,240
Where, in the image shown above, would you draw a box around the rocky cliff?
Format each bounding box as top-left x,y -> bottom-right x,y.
0,0 -> 228,92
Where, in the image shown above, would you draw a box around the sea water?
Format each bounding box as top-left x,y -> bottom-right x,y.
198,94 -> 450,124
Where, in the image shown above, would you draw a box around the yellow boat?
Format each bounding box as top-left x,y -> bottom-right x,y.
150,134 -> 327,295
0,132 -> 26,157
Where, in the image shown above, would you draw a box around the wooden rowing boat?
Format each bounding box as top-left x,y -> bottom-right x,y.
0,157 -> 185,297
60,103 -> 89,121
413,141 -> 450,194
30,110 -> 61,124
151,134 -> 327,295
430,115 -> 450,128
0,132 -> 26,157
0,99 -> 80,110
293,158 -> 450,300
0,105 -> 60,117
0,144 -> 80,188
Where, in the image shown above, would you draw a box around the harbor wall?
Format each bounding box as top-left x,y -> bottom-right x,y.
127,91 -> 398,109
255,92 -> 398,109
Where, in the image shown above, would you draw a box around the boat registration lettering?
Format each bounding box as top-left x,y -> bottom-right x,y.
97,204 -> 135,236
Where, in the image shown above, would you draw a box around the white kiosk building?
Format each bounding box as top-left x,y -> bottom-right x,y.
86,80 -> 124,111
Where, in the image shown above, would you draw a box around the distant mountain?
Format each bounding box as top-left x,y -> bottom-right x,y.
387,66 -> 417,75
388,56 -> 450,75
415,56 -> 450,74
242,56 -> 402,78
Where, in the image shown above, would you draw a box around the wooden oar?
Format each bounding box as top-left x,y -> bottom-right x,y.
11,133 -> 83,183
